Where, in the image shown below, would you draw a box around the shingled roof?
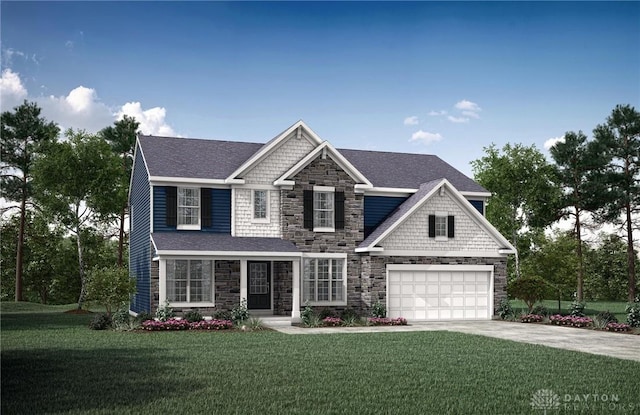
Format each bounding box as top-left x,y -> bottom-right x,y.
152,233 -> 300,254
138,135 -> 262,179
137,134 -> 487,193
338,149 -> 486,193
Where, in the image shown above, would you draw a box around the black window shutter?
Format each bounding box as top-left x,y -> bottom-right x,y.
428,215 -> 436,238
201,188 -> 212,228
303,190 -> 314,230
448,215 -> 455,238
335,191 -> 345,229
166,186 -> 177,227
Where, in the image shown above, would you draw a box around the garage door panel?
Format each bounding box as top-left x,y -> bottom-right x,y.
388,268 -> 492,321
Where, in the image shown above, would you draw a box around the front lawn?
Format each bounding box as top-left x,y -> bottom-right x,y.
2,303 -> 639,414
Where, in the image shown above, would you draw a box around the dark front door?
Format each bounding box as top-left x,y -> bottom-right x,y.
247,261 -> 271,310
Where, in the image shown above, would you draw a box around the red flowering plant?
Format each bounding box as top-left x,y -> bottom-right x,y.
322,317 -> 343,327
142,318 -> 233,331
605,322 -> 631,332
549,315 -> 593,328
367,317 -> 408,326
520,314 -> 544,323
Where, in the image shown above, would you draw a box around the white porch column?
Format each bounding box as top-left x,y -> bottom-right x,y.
158,259 -> 166,305
291,258 -> 301,323
240,260 -> 247,303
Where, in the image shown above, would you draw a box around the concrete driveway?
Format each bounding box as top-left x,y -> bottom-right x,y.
264,319 -> 640,362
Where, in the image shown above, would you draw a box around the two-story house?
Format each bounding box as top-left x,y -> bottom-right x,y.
129,121 -> 515,322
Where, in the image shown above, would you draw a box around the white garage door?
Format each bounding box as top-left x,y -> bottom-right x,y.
387,265 -> 493,321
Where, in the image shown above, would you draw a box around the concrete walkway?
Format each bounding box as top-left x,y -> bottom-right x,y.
262,318 -> 640,362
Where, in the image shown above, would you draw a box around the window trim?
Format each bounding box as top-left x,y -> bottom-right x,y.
433,211 -> 452,241
177,187 -> 201,230
301,254 -> 347,306
251,189 -> 270,223
164,258 -> 215,307
313,185 -> 335,232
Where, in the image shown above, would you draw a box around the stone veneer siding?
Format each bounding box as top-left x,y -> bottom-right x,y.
360,255 -> 507,316
281,156 -> 365,313
273,261 -> 293,315
150,259 -> 241,316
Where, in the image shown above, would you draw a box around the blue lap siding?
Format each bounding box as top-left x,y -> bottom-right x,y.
364,196 -> 408,238
129,146 -> 151,313
153,186 -> 231,233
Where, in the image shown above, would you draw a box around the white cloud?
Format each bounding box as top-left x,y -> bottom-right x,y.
428,110 -> 447,116
462,110 -> 480,119
447,115 -> 469,124
544,136 -> 565,150
40,86 -> 114,132
403,115 -> 419,125
65,40 -> 74,50
454,99 -> 482,113
410,130 -> 443,144
1,69 -> 177,136
117,102 -> 175,136
0,69 -> 28,111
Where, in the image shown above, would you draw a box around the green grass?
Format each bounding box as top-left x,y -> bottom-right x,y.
2,303 -> 639,415
511,299 -> 629,321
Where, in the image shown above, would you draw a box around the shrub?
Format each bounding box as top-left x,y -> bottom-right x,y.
596,310 -> 618,325
322,317 -> 343,327
213,309 -> 232,321
184,310 -> 203,323
155,300 -> 175,322
89,313 -> 112,330
242,317 -> 265,331
341,308 -> 362,327
520,314 -> 543,323
340,308 -> 359,321
136,312 -> 153,323
531,305 -> 549,317
231,299 -> 249,325
85,266 -> 137,317
508,276 -> 546,313
625,300 -> 640,328
301,302 -> 315,327
318,308 -> 336,320
112,305 -> 138,331
188,319 -> 234,331
371,301 -> 386,318
569,301 -> 586,317
496,298 -> 514,320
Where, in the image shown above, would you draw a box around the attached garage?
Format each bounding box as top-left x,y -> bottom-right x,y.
386,265 -> 494,321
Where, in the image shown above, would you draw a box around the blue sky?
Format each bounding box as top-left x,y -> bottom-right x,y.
1,1 -> 638,177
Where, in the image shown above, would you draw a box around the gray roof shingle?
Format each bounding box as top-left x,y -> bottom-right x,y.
137,134 -> 487,192
358,180 -> 442,249
152,233 -> 300,253
338,149 -> 487,193
138,135 -> 263,179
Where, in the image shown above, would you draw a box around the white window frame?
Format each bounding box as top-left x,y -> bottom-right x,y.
164,259 -> 215,307
435,211 -> 449,241
251,189 -> 270,223
313,185 -> 335,232
177,187 -> 201,230
301,253 -> 347,306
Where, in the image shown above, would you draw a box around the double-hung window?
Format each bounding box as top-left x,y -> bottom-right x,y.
313,186 -> 334,231
252,190 -> 269,222
302,257 -> 346,305
177,187 -> 200,229
166,259 -> 213,304
429,212 -> 455,240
